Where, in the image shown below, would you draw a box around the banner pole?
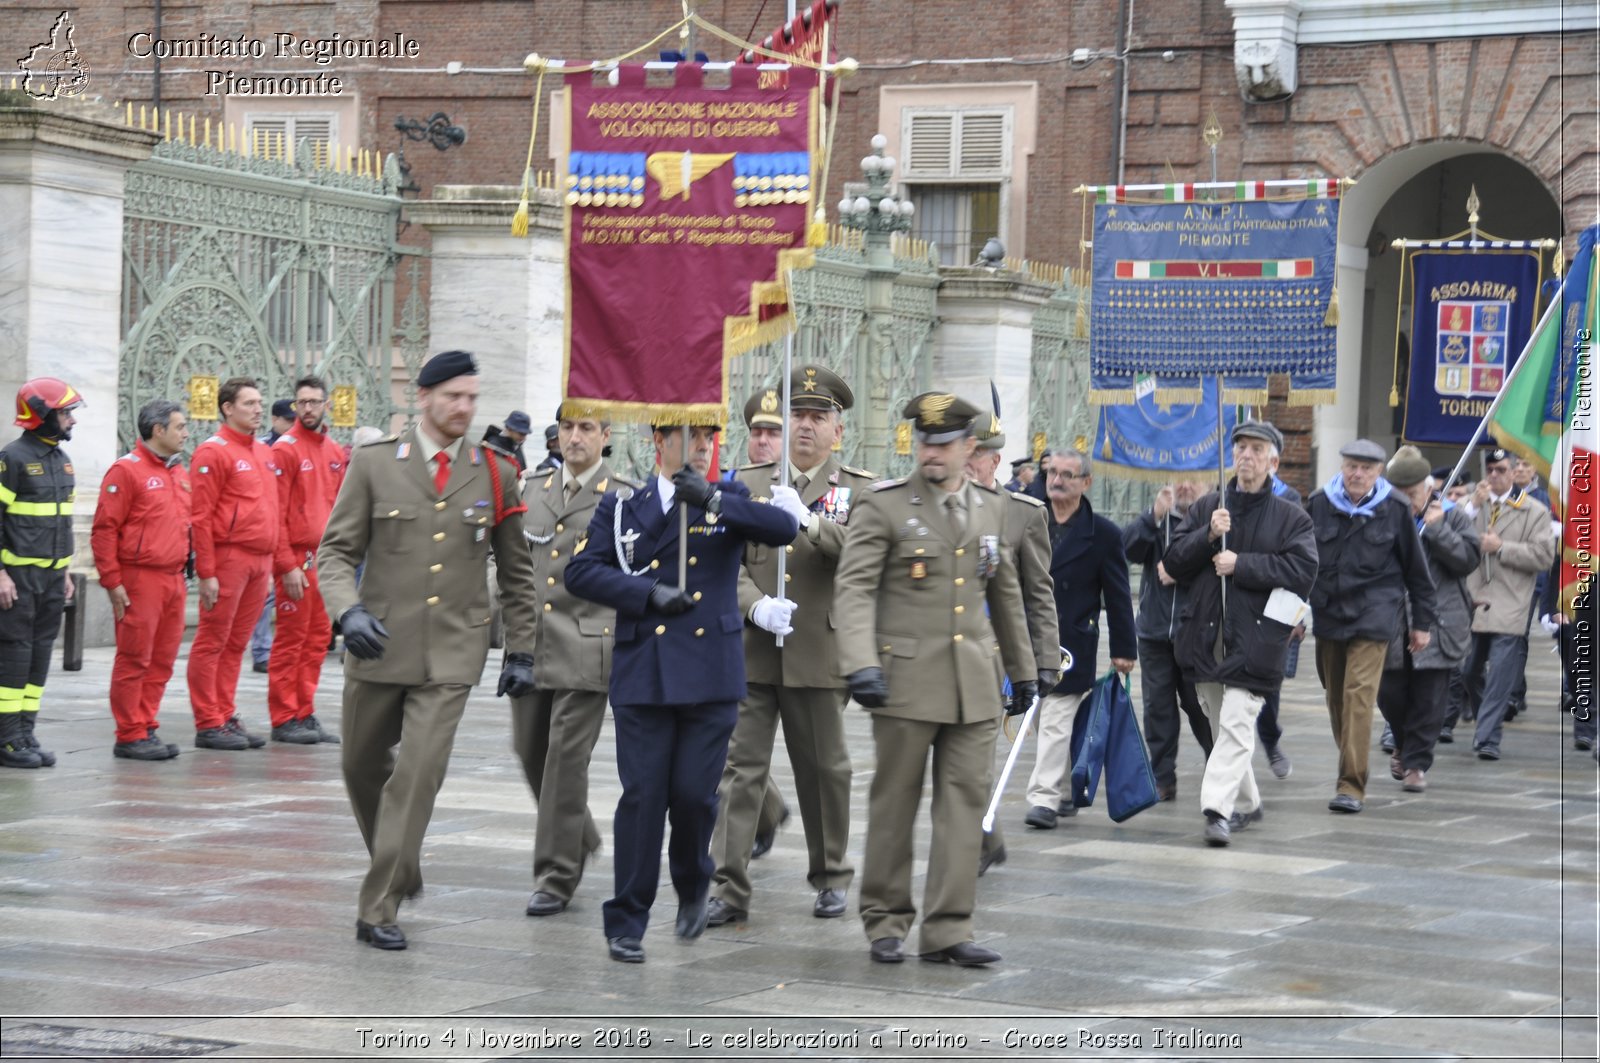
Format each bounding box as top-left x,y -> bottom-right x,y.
1217,372 -> 1228,634
773,0 -> 799,648
680,424 -> 690,586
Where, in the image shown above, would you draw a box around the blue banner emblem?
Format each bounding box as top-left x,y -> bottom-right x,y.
1402,248 -> 1540,444
1094,377 -> 1237,480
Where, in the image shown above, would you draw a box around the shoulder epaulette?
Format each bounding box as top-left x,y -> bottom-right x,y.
357,434 -> 396,448
972,480 -> 1003,495
607,474 -> 642,489
870,477 -> 907,492
738,460 -> 776,472
840,464 -> 875,479
1007,490 -> 1046,507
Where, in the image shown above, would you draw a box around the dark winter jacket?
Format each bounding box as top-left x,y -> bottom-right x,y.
1164,479 -> 1318,696
1383,498 -> 1480,670
1122,505 -> 1191,643
1306,485 -> 1437,643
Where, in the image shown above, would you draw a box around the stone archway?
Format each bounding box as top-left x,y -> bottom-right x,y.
1312,143 -> 1562,481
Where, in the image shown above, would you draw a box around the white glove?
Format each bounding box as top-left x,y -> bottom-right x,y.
1540,613 -> 1561,637
751,595 -> 797,636
768,484 -> 811,526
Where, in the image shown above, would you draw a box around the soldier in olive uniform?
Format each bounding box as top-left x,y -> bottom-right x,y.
964,413 -> 1060,876
515,404 -> 637,917
833,393 -> 1035,967
318,351 -> 541,951
706,366 -> 875,927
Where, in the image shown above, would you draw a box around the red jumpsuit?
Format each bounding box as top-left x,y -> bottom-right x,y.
186,424 -> 279,733
91,442 -> 193,744
268,426 -> 345,726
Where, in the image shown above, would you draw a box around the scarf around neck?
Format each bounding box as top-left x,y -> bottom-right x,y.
1324,473 -> 1391,517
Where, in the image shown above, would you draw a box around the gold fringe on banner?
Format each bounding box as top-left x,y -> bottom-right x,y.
725,308 -> 798,357
559,398 -> 729,427
1221,388 -> 1272,406
1094,460 -> 1234,484
1324,283 -> 1340,326
1285,388 -> 1338,406
1075,301 -> 1088,338
1152,387 -> 1204,406
1087,388 -> 1137,406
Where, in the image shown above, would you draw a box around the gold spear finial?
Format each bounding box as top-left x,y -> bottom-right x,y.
1202,108 -> 1223,149
1466,184 -> 1481,228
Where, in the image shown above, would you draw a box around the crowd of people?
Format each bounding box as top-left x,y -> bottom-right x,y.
0,360 -> 1581,968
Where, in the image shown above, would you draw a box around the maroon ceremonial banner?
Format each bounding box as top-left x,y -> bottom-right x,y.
563,63 -> 818,425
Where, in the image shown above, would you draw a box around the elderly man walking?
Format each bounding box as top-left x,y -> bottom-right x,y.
1164,421 -> 1317,846
1307,439 -> 1437,813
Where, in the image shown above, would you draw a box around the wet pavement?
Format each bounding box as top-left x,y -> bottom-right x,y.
0,635 -> 1595,1061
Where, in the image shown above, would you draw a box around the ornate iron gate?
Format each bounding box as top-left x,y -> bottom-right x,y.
119,136 -> 428,451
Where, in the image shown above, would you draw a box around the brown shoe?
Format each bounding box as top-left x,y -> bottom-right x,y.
1401,768 -> 1426,793
1389,753 -> 1403,780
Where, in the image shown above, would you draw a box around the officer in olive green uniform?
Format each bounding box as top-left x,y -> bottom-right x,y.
966,414 -> 1060,876
515,404 -> 637,917
707,366 -> 876,927
833,392 -> 1034,967
318,351 -> 541,951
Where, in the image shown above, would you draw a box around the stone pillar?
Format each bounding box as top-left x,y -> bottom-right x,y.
933,268 -> 1056,469
1314,239 -> 1368,483
407,185 -> 566,442
0,100 -> 159,569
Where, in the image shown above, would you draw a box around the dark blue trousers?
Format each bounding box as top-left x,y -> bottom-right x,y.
603,700 -> 738,941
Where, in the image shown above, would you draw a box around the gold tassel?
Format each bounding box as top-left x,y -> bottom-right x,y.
807,220 -> 827,248
1388,385 -> 1399,407
1075,301 -> 1088,338
1324,283 -> 1340,326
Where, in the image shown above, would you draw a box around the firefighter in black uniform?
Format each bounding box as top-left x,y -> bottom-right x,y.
0,378 -> 83,768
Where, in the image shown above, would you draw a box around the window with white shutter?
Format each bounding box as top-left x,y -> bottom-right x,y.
243,113 -> 337,165
901,107 -> 1011,264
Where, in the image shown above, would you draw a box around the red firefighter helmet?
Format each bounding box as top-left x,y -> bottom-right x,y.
14,378 -> 84,431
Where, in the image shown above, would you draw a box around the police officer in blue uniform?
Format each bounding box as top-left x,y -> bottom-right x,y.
563,421 -> 801,963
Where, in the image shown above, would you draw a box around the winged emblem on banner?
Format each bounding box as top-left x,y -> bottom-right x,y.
647,151 -> 737,200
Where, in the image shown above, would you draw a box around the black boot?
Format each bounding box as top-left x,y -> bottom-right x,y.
0,714 -> 42,769
20,712 -> 54,767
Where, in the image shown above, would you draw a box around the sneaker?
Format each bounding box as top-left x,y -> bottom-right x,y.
1203,811 -> 1230,847
303,715 -> 340,745
195,726 -> 250,751
1228,806 -> 1264,832
1024,805 -> 1058,829
1055,800 -> 1078,818
1576,737 -> 1595,752
1380,725 -> 1395,753
1437,727 -> 1454,744
114,736 -> 176,761
1476,746 -> 1501,761
252,660 -> 268,674
224,717 -> 266,748
1266,744 -> 1292,780
147,729 -> 181,758
270,718 -> 320,745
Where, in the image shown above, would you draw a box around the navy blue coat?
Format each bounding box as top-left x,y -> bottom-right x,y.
564,476 -> 797,706
1050,498 -> 1137,695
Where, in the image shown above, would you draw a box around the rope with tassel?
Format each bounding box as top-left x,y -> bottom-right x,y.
511,67 -> 546,238
1324,177 -> 1347,327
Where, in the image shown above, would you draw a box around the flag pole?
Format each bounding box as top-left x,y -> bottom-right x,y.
772,0 -> 800,649
1437,275 -> 1570,498
679,424 -> 690,586
1217,372 -> 1229,641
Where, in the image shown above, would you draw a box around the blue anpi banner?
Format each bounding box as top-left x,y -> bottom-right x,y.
1402,247 -> 1541,444
1094,376 -> 1237,481
1088,181 -> 1340,406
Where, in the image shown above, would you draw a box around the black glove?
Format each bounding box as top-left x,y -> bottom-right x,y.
340,604 -> 389,660
497,651 -> 536,698
847,667 -> 889,708
1036,670 -> 1059,695
648,583 -> 695,615
1007,680 -> 1039,717
671,465 -> 721,513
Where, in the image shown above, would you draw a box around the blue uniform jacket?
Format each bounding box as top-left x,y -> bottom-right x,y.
564,476 -> 797,706
1050,498 -> 1137,695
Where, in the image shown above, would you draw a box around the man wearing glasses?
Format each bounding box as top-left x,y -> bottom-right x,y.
267,375 -> 346,745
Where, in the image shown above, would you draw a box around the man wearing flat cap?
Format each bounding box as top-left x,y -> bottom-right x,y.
1306,438 -> 1436,813
833,392 -> 1033,966
482,410 -> 531,472
707,365 -> 876,928
318,349 -> 542,951
1164,420 -> 1318,846
1375,448 -> 1480,792
564,417 -> 800,964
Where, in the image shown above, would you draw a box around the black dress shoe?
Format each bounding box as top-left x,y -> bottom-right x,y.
608,935 -> 645,963
676,895 -> 709,939
1156,781 -> 1177,802
977,842 -> 1006,877
751,805 -> 790,860
1056,800 -> 1078,818
869,937 -> 905,963
526,890 -> 567,917
813,888 -> 847,919
705,897 -> 746,927
1327,794 -> 1364,813
1024,805 -> 1057,829
355,920 -> 407,950
920,941 -> 1001,966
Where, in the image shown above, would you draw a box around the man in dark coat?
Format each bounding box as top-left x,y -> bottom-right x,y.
1021,448 -> 1136,829
563,422 -> 799,964
1306,438 -> 1437,813
1123,479 -> 1212,802
1164,421 -> 1318,847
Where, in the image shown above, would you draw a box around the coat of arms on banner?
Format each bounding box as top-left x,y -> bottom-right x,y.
1435,300 -> 1509,398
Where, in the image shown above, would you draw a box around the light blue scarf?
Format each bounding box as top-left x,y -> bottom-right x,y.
1323,473 -> 1391,517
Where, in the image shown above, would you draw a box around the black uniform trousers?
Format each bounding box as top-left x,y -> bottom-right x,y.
604,699 -> 738,941
1376,656 -> 1450,773
0,566 -> 67,702
1138,636 -> 1212,787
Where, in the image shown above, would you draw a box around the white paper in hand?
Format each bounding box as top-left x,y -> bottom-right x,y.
1264,587 -> 1310,627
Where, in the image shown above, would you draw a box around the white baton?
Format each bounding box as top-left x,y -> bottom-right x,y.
982,693 -> 1039,833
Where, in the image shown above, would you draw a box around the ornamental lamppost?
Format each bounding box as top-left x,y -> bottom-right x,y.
837,134 -> 915,258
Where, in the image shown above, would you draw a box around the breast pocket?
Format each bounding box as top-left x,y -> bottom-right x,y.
462,509 -> 493,558
578,615 -> 613,677
1358,520 -> 1396,574
896,537 -> 944,586
372,503 -> 416,554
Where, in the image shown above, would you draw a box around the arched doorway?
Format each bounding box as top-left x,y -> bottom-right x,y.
1316,144 -> 1562,482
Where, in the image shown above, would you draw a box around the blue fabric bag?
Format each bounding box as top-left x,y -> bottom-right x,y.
1069,671 -> 1160,822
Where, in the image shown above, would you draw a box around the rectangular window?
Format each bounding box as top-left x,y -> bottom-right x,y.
243,114 -> 336,165
907,184 -> 1002,266
901,108 -> 1010,265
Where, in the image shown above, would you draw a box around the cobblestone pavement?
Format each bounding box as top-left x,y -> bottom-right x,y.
0,636 -> 1595,1061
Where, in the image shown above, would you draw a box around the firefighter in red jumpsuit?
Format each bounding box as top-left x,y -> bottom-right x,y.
92,398 -> 193,760
186,376 -> 279,750
267,375 -> 344,744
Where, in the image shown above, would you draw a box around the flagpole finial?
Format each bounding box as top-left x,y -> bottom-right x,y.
1202,108 -> 1223,149
1466,184 -> 1481,227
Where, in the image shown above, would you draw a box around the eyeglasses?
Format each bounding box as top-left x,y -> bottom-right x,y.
1047,471 -> 1086,481
294,399 -> 326,409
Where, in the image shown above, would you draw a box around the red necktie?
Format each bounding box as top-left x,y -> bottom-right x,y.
433,451 -> 450,495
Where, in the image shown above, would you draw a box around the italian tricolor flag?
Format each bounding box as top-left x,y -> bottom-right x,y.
1488,223 -> 1598,616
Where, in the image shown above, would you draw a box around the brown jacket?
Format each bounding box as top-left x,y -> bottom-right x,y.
735,457 -> 877,688
832,472 -> 1032,724
317,427 -> 540,686
1001,489 -> 1060,678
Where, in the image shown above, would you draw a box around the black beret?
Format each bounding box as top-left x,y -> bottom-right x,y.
504,410 -> 532,435
417,349 -> 478,388
271,398 -> 295,419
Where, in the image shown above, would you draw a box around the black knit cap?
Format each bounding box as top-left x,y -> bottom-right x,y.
417,349 -> 478,388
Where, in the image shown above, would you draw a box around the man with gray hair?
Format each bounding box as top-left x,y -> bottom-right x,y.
1306,439 -> 1436,812
92,399 -> 193,760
